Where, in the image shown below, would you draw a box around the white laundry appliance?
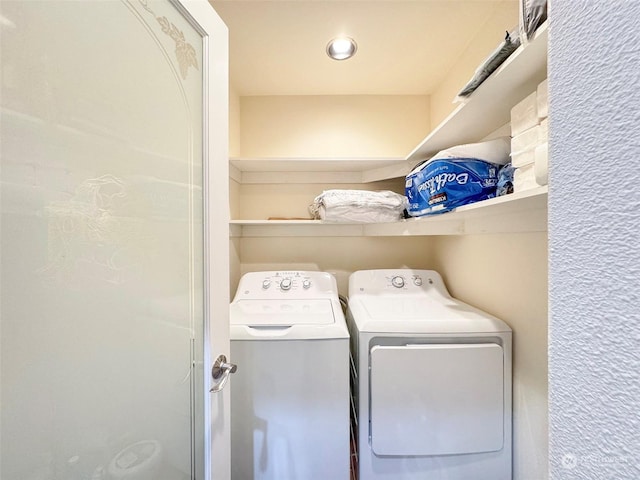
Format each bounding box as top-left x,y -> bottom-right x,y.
230,271 -> 350,480
347,269 -> 512,480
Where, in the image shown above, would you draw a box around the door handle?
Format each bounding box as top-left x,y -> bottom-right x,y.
209,354 -> 237,393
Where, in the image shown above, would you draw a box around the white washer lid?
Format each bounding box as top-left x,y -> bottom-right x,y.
230,299 -> 335,326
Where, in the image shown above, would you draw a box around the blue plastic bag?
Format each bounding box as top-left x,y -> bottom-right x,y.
405,157 -> 499,216
496,162 -> 515,197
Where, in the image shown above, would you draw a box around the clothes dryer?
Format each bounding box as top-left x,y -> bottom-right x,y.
230,271 -> 350,480
347,269 -> 512,480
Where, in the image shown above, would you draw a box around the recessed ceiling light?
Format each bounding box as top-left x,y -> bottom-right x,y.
326,37 -> 357,61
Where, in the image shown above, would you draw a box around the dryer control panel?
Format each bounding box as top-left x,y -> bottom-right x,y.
389,273 -> 428,289
349,269 -> 450,297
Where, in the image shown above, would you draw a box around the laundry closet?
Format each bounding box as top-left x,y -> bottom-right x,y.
218,2 -> 548,479
3,1 -> 637,480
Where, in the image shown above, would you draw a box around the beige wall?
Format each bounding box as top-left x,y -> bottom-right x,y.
239,95 -> 429,158
230,177 -> 241,219
229,84 -> 241,157
229,85 -> 242,288
230,236 -> 242,301
429,2 -> 520,128
432,233 -> 548,480
229,179 -> 242,290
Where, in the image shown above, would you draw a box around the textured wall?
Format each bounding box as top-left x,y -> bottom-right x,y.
548,2 -> 640,479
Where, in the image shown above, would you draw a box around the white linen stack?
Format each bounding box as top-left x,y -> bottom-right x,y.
309,189 -> 408,223
510,78 -> 549,192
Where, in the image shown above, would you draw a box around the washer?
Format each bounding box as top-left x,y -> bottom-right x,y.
230,271 -> 350,480
347,269 -> 512,480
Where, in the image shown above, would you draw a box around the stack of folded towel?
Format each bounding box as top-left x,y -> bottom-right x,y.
309,189 -> 407,223
510,78 -> 549,192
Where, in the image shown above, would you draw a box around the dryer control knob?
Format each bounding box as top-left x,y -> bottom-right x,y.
280,278 -> 292,291
262,279 -> 271,289
391,276 -> 405,288
302,279 -> 311,289
413,276 -> 423,286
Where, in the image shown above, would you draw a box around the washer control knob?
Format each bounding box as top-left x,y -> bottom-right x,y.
413,276 -> 423,286
391,276 -> 405,288
262,279 -> 271,290
302,279 -> 311,289
280,278 -> 292,291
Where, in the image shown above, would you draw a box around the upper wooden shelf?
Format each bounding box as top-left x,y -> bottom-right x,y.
229,157 -> 411,184
230,186 -> 548,237
406,22 -> 548,163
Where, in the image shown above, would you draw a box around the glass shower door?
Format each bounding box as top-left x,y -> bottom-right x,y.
0,0 -> 223,478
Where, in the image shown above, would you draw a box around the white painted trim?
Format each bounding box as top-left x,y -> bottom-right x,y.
174,1 -> 230,479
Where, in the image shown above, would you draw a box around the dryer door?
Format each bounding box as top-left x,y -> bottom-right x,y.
369,343 -> 504,456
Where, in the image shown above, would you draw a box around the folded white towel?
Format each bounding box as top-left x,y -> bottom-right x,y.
310,189 -> 407,223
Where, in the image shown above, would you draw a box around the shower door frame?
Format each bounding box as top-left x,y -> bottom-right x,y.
175,0 -> 232,478
171,0 -> 232,477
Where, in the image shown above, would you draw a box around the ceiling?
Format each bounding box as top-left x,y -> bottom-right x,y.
209,0 -> 519,96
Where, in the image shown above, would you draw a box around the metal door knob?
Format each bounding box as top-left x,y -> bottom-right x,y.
210,354 -> 237,393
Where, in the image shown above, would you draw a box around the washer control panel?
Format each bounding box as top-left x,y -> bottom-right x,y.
235,271 -> 338,299
280,277 -> 293,291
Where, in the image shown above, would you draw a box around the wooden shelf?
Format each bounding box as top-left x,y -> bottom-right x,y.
230,157 -> 411,184
230,219 -> 367,238
406,22 -> 548,164
231,186 -> 548,237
